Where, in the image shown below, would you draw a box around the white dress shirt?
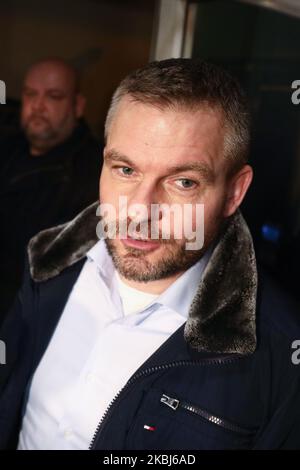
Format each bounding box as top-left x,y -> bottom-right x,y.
18,240 -> 211,450
115,271 -> 159,316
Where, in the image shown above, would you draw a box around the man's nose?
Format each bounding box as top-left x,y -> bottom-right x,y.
31,95 -> 46,112
126,181 -> 161,222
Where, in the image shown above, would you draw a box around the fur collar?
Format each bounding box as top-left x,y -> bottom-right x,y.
28,201 -> 257,355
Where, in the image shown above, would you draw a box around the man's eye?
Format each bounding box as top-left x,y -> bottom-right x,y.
175,178 -> 197,189
23,91 -> 35,98
49,94 -> 64,100
119,167 -> 134,176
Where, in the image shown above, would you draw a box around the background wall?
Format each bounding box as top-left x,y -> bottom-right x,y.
0,0 -> 156,136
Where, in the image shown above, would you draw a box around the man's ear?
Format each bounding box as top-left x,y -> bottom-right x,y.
75,93 -> 86,118
223,164 -> 253,217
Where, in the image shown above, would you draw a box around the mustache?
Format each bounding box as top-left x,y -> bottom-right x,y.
27,114 -> 50,124
101,217 -> 176,244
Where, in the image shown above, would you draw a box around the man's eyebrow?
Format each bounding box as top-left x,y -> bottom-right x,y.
22,86 -> 35,92
22,86 -> 66,95
104,149 -> 215,183
47,89 -> 65,94
167,162 -> 215,184
104,150 -> 135,167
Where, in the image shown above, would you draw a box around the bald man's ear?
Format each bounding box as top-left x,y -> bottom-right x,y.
223,164 -> 253,218
75,93 -> 86,118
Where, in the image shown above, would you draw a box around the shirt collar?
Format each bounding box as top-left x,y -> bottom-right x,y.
87,239 -> 115,288
153,247 -> 212,319
87,239 -> 212,319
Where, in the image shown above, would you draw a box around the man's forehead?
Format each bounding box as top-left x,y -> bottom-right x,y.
23,63 -> 74,91
107,99 -> 224,168
111,98 -> 223,140
115,95 -> 222,121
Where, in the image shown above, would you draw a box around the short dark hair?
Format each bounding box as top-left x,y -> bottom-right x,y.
105,58 -> 250,175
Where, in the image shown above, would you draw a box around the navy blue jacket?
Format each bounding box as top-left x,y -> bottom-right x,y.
0,120 -> 103,320
0,204 -> 300,450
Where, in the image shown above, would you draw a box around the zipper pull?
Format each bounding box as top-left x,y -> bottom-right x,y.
160,394 -> 179,410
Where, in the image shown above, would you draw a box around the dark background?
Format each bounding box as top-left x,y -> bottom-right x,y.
192,0 -> 300,299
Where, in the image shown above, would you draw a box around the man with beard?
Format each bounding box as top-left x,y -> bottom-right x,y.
0,59 -> 300,450
0,58 -> 102,321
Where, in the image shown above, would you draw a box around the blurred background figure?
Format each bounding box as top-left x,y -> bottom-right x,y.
0,58 -> 103,323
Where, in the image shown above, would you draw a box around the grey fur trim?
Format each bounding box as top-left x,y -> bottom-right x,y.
28,204 -> 257,355
28,201 -> 99,282
184,210 -> 257,354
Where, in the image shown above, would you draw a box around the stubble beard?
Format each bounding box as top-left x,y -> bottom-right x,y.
104,234 -> 214,283
22,114 -> 75,153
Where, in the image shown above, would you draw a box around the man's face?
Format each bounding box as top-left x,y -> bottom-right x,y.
100,97 -> 250,283
21,62 -> 83,155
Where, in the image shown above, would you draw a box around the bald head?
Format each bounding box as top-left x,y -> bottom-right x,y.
24,58 -> 80,95
21,58 -> 85,156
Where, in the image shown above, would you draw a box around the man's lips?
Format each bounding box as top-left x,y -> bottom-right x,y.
121,236 -> 161,251
28,116 -> 49,125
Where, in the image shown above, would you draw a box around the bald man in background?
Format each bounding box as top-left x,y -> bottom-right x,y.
0,58 -> 102,323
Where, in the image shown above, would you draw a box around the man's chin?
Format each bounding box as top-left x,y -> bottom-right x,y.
22,120 -> 51,137
104,237 -> 202,283
25,130 -> 59,153
26,129 -> 53,141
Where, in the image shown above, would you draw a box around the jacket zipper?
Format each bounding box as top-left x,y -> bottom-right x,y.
160,393 -> 253,436
88,355 -> 241,449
